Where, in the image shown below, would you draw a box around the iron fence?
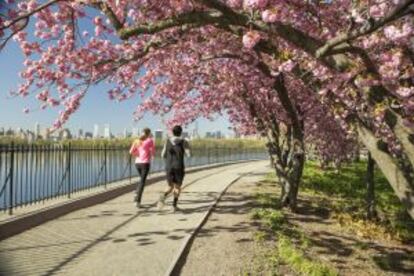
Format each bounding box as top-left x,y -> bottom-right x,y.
0,143 -> 267,214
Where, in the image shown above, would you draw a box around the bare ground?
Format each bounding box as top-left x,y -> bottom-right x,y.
283,192 -> 414,276
179,171 -> 414,276
179,171 -> 291,276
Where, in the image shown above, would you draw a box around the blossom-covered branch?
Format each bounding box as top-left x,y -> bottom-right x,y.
316,0 -> 414,58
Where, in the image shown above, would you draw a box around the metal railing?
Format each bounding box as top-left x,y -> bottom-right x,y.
0,143 -> 267,214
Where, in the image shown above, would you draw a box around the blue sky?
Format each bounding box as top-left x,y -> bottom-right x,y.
0,29 -> 231,136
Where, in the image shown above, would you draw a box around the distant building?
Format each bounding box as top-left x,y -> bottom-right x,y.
123,128 -> 128,138
34,122 -> 40,140
192,122 -> 200,139
84,132 -> 93,139
132,128 -> 139,137
41,128 -> 51,140
15,128 -> 26,139
103,124 -> 111,139
205,131 -> 223,139
26,131 -> 35,143
78,129 -> 84,139
93,124 -> 99,139
154,129 -> 163,140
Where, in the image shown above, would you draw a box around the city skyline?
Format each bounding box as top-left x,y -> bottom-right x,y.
0,120 -> 234,139
0,119 -> 233,138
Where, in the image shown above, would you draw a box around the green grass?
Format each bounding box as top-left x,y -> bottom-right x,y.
301,161 -> 402,214
251,192 -> 337,276
277,236 -> 337,276
253,160 -> 414,275
266,160 -> 414,242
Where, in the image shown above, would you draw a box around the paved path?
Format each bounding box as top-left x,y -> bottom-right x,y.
0,161 -> 267,276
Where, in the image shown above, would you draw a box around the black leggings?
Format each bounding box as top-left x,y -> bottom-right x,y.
135,163 -> 150,203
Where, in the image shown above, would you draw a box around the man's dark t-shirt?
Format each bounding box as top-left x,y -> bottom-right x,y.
162,137 -> 191,185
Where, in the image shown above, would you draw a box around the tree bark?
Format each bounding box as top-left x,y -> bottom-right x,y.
366,152 -> 378,220
357,124 -> 414,219
265,122 -> 305,211
287,147 -> 305,210
384,110 -> 414,169
269,130 -> 305,211
354,144 -> 361,162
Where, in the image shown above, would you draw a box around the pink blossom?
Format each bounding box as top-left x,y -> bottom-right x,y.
262,9 -> 278,23
36,90 -> 49,101
95,26 -> 103,36
369,3 -> 387,18
396,87 -> 414,98
384,22 -> 413,41
93,16 -> 102,26
242,31 -> 261,49
227,0 -> 243,8
351,9 -> 364,23
47,98 -> 60,106
244,0 -> 268,9
278,60 -> 295,72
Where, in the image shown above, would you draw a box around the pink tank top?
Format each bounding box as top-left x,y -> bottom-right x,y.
135,138 -> 155,164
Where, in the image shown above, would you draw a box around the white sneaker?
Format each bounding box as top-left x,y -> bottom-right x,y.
158,196 -> 165,210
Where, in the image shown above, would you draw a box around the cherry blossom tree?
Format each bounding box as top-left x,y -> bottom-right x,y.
1,0 -> 413,216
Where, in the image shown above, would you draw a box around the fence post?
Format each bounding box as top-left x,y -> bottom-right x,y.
67,142 -> 72,198
9,142 -> 15,215
129,154 -> 132,185
104,143 -> 108,189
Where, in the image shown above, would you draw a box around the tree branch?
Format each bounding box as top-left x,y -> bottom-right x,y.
0,0 -> 61,31
0,17 -> 29,51
89,1 -> 123,31
316,0 -> 414,58
118,10 -> 227,40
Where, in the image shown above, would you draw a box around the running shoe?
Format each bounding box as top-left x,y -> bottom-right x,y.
157,195 -> 165,210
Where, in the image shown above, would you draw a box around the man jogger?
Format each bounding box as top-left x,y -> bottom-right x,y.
158,125 -> 191,212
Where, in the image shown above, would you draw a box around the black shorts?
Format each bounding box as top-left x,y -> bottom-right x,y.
166,168 -> 185,186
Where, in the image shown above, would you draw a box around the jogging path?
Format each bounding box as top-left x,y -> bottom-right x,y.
0,160 -> 267,276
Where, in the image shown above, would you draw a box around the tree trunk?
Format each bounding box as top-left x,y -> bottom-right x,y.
287,150 -> 305,210
267,136 -> 305,211
273,138 -> 305,211
271,152 -> 290,205
357,124 -> 414,219
366,152 -> 378,220
385,110 -> 414,169
354,144 -> 360,162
